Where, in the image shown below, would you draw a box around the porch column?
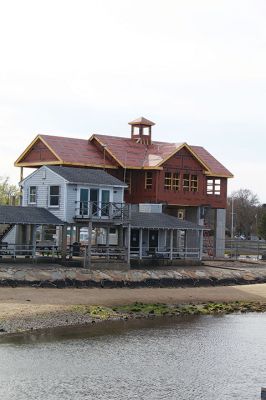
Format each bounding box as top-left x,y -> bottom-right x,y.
214,208 -> 226,258
69,225 -> 73,246
126,224 -> 131,267
184,230 -> 187,258
106,227 -> 110,261
87,221 -> 93,268
139,228 -> 143,260
61,223 -> 68,261
31,225 -> 37,258
199,229 -> 203,260
170,229 -> 173,261
118,225 -> 123,247
75,226 -> 80,242
19,167 -> 23,206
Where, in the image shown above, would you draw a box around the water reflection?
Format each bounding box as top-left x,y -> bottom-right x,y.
0,314 -> 265,400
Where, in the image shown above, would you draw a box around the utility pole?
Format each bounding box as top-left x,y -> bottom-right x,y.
231,196 -> 234,239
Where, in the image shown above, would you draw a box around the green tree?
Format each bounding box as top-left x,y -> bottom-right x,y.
0,177 -> 20,205
258,212 -> 266,240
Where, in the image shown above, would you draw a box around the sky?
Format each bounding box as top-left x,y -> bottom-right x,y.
0,0 -> 265,200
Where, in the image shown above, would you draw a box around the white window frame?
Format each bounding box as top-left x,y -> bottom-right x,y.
77,186 -> 113,217
49,185 -> 60,208
29,186 -> 37,204
207,178 -> 221,195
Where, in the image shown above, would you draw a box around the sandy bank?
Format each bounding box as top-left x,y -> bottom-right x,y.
0,283 -> 266,336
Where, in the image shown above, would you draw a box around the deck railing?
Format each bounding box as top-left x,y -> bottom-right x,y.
0,243 -> 61,259
75,201 -> 130,220
130,246 -> 200,260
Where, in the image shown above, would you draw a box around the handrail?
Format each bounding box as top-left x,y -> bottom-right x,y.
75,201 -> 130,220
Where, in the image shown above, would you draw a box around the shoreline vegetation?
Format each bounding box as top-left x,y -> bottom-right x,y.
1,300 -> 266,337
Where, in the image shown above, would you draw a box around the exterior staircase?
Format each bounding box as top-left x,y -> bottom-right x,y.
0,224 -> 14,242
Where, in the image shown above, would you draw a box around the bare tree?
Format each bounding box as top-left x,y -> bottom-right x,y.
227,189 -> 260,238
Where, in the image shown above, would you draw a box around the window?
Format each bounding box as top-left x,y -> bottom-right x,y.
49,186 -> 60,207
164,172 -> 172,190
29,186 -> 37,204
172,173 -> 180,190
183,174 -> 190,191
145,172 -> 152,189
207,178 -> 221,195
191,175 -> 198,192
182,174 -> 198,192
164,172 -> 180,190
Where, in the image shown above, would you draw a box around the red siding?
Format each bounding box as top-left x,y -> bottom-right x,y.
23,139 -> 58,163
109,147 -> 227,209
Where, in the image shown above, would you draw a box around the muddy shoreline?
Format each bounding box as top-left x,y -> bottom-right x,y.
1,299 -> 266,338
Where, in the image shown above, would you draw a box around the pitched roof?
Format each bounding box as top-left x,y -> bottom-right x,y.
128,117 -> 155,126
15,132 -> 233,178
15,134 -> 116,169
130,212 -> 204,230
92,134 -> 233,177
0,206 -> 64,225
92,134 -> 184,169
190,146 -> 233,177
47,166 -> 127,187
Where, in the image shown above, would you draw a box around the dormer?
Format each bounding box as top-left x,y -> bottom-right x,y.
129,117 -> 155,145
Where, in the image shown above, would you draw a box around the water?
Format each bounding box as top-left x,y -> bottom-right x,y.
0,314 -> 266,400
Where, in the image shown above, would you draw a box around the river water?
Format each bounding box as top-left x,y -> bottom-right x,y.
0,314 -> 266,400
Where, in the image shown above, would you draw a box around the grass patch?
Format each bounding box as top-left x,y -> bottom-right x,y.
70,305 -> 120,320
112,301 -> 266,317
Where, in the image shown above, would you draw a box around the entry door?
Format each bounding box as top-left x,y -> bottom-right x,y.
90,189 -> 99,216
80,189 -> 89,216
149,230 -> 158,251
101,189 -> 110,217
130,229 -> 140,251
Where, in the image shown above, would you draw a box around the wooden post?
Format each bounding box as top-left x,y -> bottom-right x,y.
170,229 -> 173,261
164,230 -> 167,250
199,229 -> 203,260
19,167 -> 23,206
127,224 -> 131,267
61,223 -> 68,261
31,225 -> 37,259
76,226 -> 80,243
87,221 -> 93,268
139,228 -> 143,260
106,226 -> 110,261
261,388 -> 266,399
118,225 -> 123,248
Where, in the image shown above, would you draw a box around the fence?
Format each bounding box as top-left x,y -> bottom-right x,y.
203,238 -> 266,260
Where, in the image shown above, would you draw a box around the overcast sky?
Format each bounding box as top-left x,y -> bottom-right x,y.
0,0 -> 265,200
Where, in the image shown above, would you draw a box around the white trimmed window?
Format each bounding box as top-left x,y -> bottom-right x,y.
49,186 -> 60,207
29,186 -> 37,204
207,179 -> 221,195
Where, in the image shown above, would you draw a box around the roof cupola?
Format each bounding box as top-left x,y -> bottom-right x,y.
129,116 -> 155,145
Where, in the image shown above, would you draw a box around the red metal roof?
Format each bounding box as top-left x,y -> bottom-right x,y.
41,135 -> 115,168
92,134 -> 233,177
15,133 -> 233,178
190,145 -> 233,177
